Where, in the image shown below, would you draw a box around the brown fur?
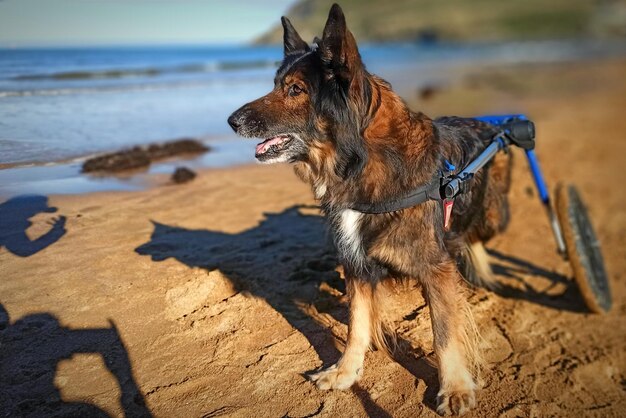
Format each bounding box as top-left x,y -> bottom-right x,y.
228,4 -> 512,415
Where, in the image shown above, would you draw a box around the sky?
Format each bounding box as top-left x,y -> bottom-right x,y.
0,0 -> 296,47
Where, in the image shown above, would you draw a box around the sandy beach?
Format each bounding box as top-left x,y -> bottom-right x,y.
1,57 -> 625,417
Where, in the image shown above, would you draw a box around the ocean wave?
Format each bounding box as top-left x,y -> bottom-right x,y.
0,77 -> 268,97
10,59 -> 280,82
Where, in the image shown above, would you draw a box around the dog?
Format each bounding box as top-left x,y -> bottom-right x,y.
228,4 -> 512,415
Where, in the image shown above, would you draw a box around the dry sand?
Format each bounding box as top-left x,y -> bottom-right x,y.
1,58 -> 625,417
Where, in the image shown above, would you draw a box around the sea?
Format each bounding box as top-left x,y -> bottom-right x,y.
1,40 -> 625,196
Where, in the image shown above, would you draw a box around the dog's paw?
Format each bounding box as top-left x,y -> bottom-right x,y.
309,364 -> 361,390
436,389 -> 476,416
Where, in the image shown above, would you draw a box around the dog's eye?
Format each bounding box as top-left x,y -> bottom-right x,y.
288,84 -> 304,97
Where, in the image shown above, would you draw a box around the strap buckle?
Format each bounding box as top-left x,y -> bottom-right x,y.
441,160 -> 457,231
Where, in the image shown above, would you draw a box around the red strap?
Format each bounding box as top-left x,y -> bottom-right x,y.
443,199 -> 454,231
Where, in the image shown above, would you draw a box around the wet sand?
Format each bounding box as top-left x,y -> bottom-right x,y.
1,58 -> 625,417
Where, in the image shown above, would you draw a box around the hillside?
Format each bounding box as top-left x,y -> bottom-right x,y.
255,0 -> 626,44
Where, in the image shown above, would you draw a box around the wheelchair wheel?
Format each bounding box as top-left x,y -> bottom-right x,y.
555,184 -> 612,313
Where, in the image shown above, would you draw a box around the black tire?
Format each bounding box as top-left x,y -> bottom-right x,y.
555,184 -> 612,313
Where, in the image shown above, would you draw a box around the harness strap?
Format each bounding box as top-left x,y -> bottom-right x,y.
351,174 -> 444,214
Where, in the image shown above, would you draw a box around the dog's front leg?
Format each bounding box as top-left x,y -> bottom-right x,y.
310,277 -> 374,390
424,260 -> 480,416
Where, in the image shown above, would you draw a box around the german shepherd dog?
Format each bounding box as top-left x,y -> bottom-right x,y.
228,4 -> 511,415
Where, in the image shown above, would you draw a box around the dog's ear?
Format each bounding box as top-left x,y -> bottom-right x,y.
319,4 -> 363,83
281,17 -> 309,56
319,5 -> 369,179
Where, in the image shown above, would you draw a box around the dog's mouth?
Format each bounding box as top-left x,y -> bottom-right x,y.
255,134 -> 295,161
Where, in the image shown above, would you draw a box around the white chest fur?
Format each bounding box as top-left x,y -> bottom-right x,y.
336,209 -> 364,268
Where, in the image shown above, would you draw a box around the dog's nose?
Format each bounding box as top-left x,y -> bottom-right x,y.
227,114 -> 241,131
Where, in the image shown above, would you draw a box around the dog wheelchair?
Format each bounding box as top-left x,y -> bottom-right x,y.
444,114 -> 612,313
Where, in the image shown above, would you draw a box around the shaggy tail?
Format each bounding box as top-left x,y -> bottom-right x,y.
461,241 -> 498,289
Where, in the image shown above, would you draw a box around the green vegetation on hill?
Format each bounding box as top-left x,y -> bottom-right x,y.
255,0 -> 626,44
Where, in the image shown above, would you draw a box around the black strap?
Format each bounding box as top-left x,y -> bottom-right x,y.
351,175 -> 443,214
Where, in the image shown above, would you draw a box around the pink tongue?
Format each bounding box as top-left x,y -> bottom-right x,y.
256,136 -> 284,154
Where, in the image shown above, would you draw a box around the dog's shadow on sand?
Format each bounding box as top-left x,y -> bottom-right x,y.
135,205 -> 438,416
135,205 -> 590,414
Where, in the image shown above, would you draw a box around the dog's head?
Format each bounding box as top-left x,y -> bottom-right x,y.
228,3 -> 371,178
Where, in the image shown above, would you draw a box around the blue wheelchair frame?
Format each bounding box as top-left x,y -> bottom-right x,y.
464,114 -> 567,255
